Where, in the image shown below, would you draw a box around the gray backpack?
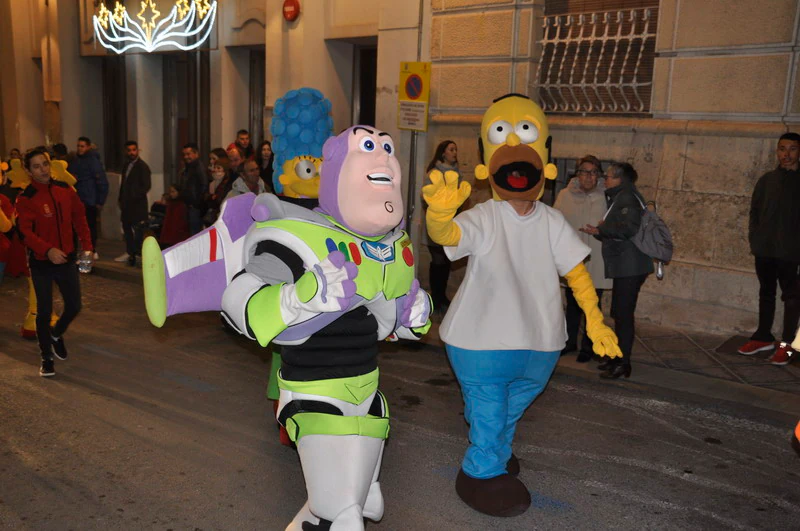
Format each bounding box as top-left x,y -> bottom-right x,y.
631,197 -> 673,263
604,195 -> 673,263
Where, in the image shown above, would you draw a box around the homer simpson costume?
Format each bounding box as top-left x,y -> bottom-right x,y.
424,93 -> 622,517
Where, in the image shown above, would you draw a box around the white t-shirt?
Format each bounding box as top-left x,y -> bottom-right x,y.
440,200 -> 590,351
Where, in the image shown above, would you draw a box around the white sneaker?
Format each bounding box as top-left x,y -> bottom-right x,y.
113,253 -> 130,262
93,252 -> 100,261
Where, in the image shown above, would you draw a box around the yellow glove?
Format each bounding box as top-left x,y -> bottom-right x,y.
422,170 -> 471,247
564,263 -> 622,359
50,159 -> 77,187
7,159 -> 30,189
0,207 -> 10,233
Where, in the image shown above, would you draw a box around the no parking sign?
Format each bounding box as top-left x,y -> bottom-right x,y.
398,62 -> 431,132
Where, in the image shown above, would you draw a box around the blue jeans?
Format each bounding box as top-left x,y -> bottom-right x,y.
446,345 -> 559,479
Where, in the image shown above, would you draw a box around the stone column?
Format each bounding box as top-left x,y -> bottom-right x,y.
41,0 -> 62,145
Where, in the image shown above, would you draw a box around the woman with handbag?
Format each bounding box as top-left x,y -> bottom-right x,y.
581,162 -> 653,379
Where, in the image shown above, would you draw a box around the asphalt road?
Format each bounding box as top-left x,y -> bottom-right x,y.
1,274 -> 799,530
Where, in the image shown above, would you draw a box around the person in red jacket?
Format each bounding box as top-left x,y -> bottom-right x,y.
15,149 -> 93,377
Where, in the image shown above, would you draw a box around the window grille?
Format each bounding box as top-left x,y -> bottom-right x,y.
536,7 -> 657,114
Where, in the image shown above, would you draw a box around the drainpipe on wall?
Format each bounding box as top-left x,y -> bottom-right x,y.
403,0 -> 426,234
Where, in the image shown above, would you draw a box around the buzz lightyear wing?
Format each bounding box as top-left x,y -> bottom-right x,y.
143,192 -> 330,328
143,193 -> 257,327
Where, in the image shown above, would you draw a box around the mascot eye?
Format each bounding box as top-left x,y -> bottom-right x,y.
294,160 -> 317,180
515,121 -> 539,144
487,120 -> 512,145
382,141 -> 394,155
359,137 -> 376,152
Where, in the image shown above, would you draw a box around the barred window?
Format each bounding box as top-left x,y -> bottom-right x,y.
538,0 -> 659,115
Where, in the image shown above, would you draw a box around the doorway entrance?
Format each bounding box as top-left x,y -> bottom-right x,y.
353,45 -> 377,126
163,51 -> 210,187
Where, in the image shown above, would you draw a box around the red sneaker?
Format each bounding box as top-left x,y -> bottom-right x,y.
737,340 -> 775,355
769,342 -> 795,366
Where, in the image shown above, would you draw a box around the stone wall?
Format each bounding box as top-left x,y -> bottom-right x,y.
423,0 -> 800,337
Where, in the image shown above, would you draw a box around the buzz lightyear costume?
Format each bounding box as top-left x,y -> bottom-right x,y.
142,125 -> 431,530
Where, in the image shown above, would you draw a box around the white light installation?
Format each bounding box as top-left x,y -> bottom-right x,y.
93,0 -> 218,54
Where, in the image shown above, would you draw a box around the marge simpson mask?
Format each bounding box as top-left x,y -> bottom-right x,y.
475,94 -> 558,202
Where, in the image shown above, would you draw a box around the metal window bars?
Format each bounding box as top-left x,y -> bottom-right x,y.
536,8 -> 657,114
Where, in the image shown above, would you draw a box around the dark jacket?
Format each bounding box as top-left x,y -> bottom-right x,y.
598,182 -> 654,279
259,162 -> 274,193
180,159 -> 207,211
67,150 -> 109,207
118,158 -> 152,224
749,167 -> 800,261
15,179 -> 93,260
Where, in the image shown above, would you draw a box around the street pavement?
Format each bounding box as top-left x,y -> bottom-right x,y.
1,240 -> 799,530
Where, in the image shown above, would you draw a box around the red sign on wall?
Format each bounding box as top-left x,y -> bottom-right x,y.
283,0 -> 300,22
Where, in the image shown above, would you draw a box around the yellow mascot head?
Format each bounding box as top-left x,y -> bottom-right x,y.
474,93 -> 557,202
278,155 -> 322,199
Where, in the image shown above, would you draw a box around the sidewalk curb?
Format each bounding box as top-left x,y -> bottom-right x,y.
555,358 -> 800,418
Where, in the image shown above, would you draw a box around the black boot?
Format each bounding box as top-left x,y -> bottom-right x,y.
600,362 -> 631,379
597,358 -> 617,371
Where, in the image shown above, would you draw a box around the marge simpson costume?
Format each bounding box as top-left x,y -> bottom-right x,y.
143,126 -> 431,530
424,93 -> 622,517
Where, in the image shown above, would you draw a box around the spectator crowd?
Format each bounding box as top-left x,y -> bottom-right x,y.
1,129 -> 799,377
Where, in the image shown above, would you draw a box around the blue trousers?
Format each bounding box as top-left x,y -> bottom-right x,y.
446,345 -> 559,479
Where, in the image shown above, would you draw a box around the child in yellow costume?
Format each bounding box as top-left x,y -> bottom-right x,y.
5,156 -> 77,338
424,94 -> 623,517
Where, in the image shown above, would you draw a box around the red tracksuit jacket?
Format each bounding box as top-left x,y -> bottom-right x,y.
15,179 -> 93,261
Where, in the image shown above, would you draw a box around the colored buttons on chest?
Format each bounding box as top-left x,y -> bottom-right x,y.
402,247 -> 414,266
349,242 -> 362,265
324,237 -> 362,265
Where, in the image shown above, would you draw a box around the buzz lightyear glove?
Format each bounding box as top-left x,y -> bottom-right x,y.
564,263 -> 623,359
280,250 -> 359,319
230,250 -> 358,347
399,279 -> 432,335
422,170 -> 471,247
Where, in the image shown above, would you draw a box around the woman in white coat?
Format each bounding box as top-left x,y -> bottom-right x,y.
554,155 -> 613,362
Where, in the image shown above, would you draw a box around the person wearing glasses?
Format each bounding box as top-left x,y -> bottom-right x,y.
581,162 -> 653,379
554,155 -> 613,362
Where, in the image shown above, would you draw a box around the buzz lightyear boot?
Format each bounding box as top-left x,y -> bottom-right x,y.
286,434 -> 385,531
278,371 -> 389,531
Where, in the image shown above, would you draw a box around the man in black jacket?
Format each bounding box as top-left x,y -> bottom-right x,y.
738,132 -> 800,366
116,141 -> 151,266
179,143 -> 207,236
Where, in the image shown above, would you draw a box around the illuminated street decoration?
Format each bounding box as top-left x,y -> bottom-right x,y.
93,0 -> 218,54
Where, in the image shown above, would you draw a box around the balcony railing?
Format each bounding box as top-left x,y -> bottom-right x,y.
536,8 -> 657,114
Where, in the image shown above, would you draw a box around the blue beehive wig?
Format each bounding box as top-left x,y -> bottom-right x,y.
269,88 -> 334,194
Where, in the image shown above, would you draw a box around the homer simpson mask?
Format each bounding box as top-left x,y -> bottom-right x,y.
474,93 -> 558,202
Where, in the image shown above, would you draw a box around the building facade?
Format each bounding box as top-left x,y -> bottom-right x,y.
2,0 -> 799,337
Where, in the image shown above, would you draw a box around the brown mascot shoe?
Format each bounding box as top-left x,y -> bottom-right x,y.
506,454 -> 520,477
455,468 -> 531,517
